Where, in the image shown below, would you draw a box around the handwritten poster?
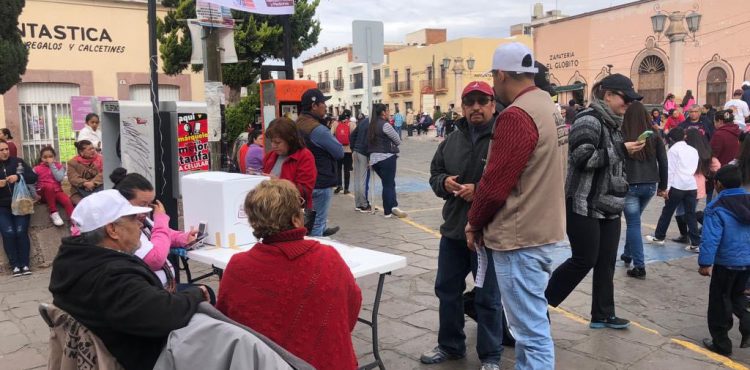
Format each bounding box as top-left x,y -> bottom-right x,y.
177,113 -> 210,172
56,116 -> 77,162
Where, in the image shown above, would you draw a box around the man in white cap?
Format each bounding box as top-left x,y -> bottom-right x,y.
465,42 -> 567,369
49,190 -> 209,370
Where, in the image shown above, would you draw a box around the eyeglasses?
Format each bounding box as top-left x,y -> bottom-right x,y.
462,96 -> 492,107
298,196 -> 306,208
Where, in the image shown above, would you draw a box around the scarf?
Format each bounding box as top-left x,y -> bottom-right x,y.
74,154 -> 103,172
590,97 -> 623,129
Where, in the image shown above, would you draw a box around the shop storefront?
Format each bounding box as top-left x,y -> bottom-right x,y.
1,0 -> 204,160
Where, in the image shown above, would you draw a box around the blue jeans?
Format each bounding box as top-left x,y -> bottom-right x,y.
435,237 -> 503,362
395,125 -> 402,139
0,207 -> 31,268
493,245 -> 555,370
372,155 -> 398,215
622,183 -> 656,268
310,188 -> 333,236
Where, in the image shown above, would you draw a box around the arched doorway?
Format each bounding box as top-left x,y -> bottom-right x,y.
637,55 -> 666,104
706,67 -> 728,107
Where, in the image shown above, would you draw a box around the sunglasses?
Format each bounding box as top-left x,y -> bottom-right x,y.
612,91 -> 635,104
462,96 -> 492,107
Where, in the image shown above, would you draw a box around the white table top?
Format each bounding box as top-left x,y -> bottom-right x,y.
187,237 -> 407,279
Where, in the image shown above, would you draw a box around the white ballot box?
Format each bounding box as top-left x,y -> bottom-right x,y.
181,172 -> 269,248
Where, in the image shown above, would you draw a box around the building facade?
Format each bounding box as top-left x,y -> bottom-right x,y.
300,44 -> 406,117
532,0 -> 750,108
384,35 -> 533,116
2,0 -> 204,160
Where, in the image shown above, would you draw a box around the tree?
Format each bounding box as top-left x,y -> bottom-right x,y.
225,83 -> 260,141
0,0 -> 29,94
158,0 -> 321,104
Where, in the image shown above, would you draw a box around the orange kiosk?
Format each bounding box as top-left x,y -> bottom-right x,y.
259,79 -> 317,130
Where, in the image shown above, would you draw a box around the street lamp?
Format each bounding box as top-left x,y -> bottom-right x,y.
466,56 -> 476,71
650,5 -> 701,100
442,57 -> 451,70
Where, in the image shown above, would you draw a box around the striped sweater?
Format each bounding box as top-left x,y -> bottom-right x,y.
565,104 -> 628,219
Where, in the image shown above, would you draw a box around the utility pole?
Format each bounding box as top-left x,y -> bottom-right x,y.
282,15 -> 294,79
202,23 -> 225,170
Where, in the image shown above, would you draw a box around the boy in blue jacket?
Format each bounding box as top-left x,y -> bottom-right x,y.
699,164 -> 750,356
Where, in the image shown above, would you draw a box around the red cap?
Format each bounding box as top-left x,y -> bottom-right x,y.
461,81 -> 494,98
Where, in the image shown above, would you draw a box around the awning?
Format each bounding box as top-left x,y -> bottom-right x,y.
554,83 -> 586,93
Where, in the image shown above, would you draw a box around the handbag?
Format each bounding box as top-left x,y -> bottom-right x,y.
11,176 -> 35,216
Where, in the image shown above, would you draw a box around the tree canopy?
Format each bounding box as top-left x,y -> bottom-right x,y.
0,0 -> 29,94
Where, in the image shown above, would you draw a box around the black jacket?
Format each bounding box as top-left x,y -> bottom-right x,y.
49,237 -> 204,370
429,118 -> 492,240
623,135 -> 668,191
350,117 -> 370,156
0,157 -> 37,208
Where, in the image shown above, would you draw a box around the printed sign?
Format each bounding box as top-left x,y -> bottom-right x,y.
56,116 -> 77,162
196,1 -> 235,28
204,0 -> 294,15
71,96 -> 113,131
177,113 -> 210,172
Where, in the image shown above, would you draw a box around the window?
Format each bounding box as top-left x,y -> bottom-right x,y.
706,67 -> 728,107
426,66 -> 433,83
405,101 -> 413,112
352,73 -> 364,89
637,55 -> 666,104
17,83 -> 80,161
318,72 -> 322,83
373,69 -> 381,87
324,70 -> 329,82
393,70 -> 399,85
406,68 -> 411,90
337,67 -> 343,80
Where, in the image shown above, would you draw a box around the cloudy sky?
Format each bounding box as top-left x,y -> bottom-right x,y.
297,0 -> 632,63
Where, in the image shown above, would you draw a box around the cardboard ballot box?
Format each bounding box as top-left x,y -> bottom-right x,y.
181,172 -> 269,248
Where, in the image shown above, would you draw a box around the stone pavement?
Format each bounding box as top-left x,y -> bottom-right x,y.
1,135 -> 749,369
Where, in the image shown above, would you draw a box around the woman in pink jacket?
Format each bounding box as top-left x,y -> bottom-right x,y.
110,168 -> 214,301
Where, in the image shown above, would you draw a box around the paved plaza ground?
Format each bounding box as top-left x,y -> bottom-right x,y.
1,133 -> 750,369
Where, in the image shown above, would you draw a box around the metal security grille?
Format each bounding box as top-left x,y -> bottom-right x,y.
17,83 -> 80,162
129,85 -> 180,102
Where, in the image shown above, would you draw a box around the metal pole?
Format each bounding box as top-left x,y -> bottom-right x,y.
282,15 -> 294,80
202,26 -> 224,170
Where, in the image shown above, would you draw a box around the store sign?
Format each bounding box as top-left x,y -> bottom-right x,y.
547,51 -> 580,70
18,23 -> 126,53
177,113 -> 210,172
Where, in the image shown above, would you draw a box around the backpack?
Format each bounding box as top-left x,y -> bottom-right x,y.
335,121 -> 351,146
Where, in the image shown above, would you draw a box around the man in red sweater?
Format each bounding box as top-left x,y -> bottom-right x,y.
465,42 -> 567,369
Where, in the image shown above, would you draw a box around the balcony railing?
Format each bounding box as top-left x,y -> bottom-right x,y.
333,79 -> 345,91
317,81 -> 331,93
388,81 -> 413,95
419,79 -> 449,94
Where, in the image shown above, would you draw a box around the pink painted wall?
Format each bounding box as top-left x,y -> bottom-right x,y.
534,0 -> 750,106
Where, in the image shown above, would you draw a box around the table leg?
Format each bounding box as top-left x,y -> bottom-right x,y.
357,273 -> 388,370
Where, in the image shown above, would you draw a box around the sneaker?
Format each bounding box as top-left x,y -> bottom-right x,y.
685,244 -> 700,253
590,316 -> 630,329
334,186 -> 343,194
384,214 -> 393,218
50,212 -> 64,226
419,346 -> 465,364
21,266 -> 31,276
343,189 -> 351,194
356,205 -> 372,213
645,235 -> 665,245
620,254 -> 632,265
322,226 -> 340,237
480,363 -> 500,370
11,267 -> 21,277
391,207 -> 408,218
671,235 -> 689,244
626,267 -> 646,279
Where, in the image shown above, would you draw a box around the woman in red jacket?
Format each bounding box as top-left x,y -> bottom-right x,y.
262,118 -> 316,208
216,179 -> 362,370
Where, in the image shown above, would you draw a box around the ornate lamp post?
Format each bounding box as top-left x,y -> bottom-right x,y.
442,56 -> 475,106
651,5 -> 701,97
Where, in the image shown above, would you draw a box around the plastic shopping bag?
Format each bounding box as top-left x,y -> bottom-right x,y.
11,176 -> 35,216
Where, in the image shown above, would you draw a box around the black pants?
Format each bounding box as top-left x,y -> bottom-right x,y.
546,203 -> 621,320
336,152 -> 353,190
708,265 -> 750,354
655,188 -> 700,245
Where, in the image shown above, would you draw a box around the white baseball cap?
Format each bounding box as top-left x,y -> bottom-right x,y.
490,42 -> 539,74
71,190 -> 152,233
743,81 -> 750,87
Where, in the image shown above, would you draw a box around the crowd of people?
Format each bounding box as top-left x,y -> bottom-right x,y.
3,36 -> 750,370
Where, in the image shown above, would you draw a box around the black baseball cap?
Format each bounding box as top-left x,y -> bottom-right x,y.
600,74 -> 643,102
534,62 -> 557,97
301,88 -> 331,108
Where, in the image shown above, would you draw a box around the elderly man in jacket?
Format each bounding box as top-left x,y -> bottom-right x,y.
422,81 -> 505,370
296,88 -> 345,236
49,190 -> 209,370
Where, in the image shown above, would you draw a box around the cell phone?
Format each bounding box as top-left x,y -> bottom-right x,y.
637,130 -> 654,142
184,233 -> 208,250
198,222 -> 207,238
